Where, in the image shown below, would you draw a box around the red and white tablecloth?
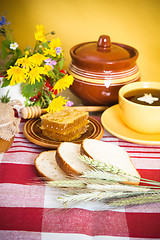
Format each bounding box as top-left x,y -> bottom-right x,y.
0,117 -> 160,240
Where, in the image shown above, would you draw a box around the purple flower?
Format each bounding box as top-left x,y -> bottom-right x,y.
55,47 -> 61,55
44,58 -> 57,69
66,101 -> 74,107
0,16 -> 7,26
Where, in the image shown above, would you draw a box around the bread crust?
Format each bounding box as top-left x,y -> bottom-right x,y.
56,143 -> 82,176
34,150 -> 67,181
80,141 -> 92,158
34,151 -> 53,181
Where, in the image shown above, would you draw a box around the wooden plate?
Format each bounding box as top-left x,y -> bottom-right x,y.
23,117 -> 104,149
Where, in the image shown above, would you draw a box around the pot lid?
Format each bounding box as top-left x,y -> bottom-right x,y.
70,35 -> 139,72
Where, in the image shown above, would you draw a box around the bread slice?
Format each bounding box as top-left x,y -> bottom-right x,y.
56,142 -> 90,176
34,151 -> 67,181
81,139 -> 140,185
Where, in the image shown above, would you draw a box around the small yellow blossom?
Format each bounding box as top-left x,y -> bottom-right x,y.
27,66 -> 47,84
7,66 -> 26,85
29,53 -> 47,67
15,56 -> 33,72
49,38 -> 61,49
43,64 -> 53,73
34,25 -> 46,42
25,50 -> 30,56
35,25 -> 45,34
43,47 -> 56,57
46,96 -> 67,113
35,32 -> 46,42
53,74 -> 74,94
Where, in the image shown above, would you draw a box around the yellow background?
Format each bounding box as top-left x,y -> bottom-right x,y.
1,0 -> 160,82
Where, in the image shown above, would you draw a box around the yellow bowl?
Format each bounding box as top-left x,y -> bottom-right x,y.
118,81 -> 160,134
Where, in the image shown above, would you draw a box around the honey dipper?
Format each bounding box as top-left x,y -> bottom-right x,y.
20,105 -> 108,119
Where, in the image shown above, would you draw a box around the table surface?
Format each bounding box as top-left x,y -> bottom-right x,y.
0,116 -> 160,240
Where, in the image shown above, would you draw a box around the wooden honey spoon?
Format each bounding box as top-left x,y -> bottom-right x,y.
20,105 -> 108,119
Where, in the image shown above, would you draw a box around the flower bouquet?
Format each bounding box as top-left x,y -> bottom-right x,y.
0,15 -> 74,112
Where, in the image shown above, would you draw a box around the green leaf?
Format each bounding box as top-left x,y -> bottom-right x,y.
15,48 -> 22,57
2,39 -> 11,48
1,77 -> 10,87
1,40 -> 11,59
1,43 -> 7,59
57,58 -> 64,70
42,42 -> 49,49
0,90 -> 11,103
21,81 -> 43,98
48,70 -> 55,78
4,55 -> 18,69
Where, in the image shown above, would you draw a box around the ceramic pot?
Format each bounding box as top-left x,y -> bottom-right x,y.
68,35 -> 140,106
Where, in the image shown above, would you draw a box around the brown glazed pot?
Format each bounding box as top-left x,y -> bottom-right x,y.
68,35 -> 140,106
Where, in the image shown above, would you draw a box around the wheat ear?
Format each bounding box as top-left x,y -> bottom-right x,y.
108,192 -> 160,206
80,155 -> 160,187
58,191 -> 153,204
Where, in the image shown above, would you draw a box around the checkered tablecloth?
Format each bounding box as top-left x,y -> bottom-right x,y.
0,117 -> 160,240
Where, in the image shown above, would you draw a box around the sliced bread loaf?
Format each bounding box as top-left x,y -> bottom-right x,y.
35,150 -> 67,181
81,139 -> 140,185
56,142 -> 90,176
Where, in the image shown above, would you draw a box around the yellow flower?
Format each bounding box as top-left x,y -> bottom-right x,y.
15,56 -> 33,72
49,38 -> 61,49
25,50 -> 30,56
43,64 -> 53,73
46,96 -> 67,113
27,66 -> 46,84
43,47 -> 56,57
29,53 -> 46,66
53,74 -> 74,94
36,25 -> 45,33
34,24 -> 46,42
7,66 -> 26,85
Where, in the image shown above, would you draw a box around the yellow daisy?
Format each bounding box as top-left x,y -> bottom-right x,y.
34,24 -> 46,42
27,66 -> 46,84
43,64 -> 53,74
46,96 -> 67,113
7,66 -> 26,86
49,38 -> 61,49
43,47 -> 56,57
36,25 -> 45,33
15,56 -> 33,72
29,53 -> 47,67
53,74 -> 74,94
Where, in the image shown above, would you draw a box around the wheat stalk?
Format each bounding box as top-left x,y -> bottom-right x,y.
47,155 -> 160,207
86,183 -> 153,193
82,169 -> 128,182
58,190 -> 155,204
80,155 -> 125,174
80,155 -> 160,187
57,188 -> 160,206
108,192 -> 160,206
48,179 -> 153,193
48,179 -> 86,188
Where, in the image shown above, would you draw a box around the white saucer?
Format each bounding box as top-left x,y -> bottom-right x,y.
101,105 -> 160,145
